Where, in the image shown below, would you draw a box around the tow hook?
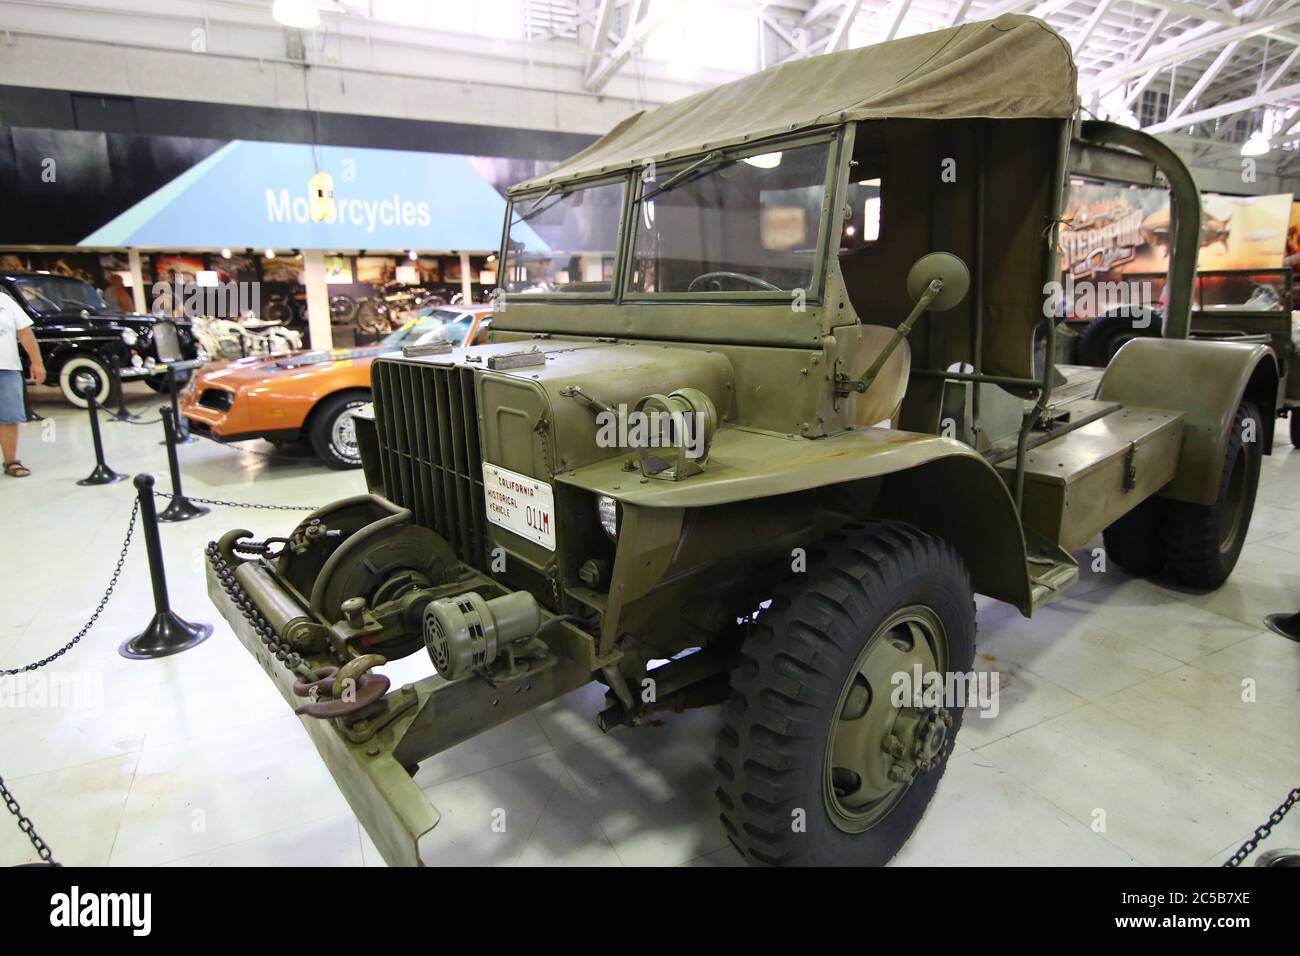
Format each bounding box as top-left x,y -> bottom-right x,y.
293,653 -> 390,718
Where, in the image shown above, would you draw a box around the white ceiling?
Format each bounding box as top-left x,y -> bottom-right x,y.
5,0 -> 1300,176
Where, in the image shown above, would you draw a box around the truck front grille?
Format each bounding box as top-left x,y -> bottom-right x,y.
371,358 -> 487,570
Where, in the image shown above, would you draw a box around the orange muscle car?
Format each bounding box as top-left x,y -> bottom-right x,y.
182,305 -> 491,467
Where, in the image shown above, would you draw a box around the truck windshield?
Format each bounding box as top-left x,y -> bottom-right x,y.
629,140 -> 832,295
502,181 -> 624,295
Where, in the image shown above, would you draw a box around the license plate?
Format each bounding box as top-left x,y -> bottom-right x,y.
482,463 -> 556,551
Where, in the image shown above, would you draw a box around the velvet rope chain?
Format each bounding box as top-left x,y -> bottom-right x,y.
0,773 -> 58,866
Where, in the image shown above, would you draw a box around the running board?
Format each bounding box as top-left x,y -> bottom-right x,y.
1028,557 -> 1079,610
1026,532 -> 1079,611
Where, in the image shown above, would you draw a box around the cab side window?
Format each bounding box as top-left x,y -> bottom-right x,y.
840,170 -> 882,252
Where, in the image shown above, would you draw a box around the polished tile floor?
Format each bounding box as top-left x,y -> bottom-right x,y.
1,384 -> 1297,867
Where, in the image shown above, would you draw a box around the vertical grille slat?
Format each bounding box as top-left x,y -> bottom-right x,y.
421,371 -> 448,538
372,357 -> 489,571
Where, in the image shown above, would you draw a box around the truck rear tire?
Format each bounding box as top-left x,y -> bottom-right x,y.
1102,499 -> 1165,576
715,521 -> 974,866
1077,309 -> 1161,367
1159,402 -> 1261,589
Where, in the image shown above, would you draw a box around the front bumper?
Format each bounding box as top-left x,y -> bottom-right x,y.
205,524 -> 592,866
207,563 -> 439,866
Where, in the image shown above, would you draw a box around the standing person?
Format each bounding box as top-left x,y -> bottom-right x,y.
0,286 -> 45,477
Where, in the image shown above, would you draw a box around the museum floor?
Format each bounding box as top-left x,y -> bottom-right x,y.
2,385 -> 1298,868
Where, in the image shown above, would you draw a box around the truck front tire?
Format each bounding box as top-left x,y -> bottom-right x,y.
715,521 -> 974,866
1159,402 -> 1262,589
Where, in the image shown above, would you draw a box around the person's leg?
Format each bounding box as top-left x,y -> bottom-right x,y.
0,422 -> 16,463
0,370 -> 26,469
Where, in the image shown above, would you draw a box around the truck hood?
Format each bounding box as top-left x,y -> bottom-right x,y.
375,339 -> 736,477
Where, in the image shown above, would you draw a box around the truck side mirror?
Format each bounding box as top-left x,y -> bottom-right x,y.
906,252 -> 969,312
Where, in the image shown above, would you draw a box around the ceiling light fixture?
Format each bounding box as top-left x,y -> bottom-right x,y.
1241,131 -> 1271,156
272,0 -> 320,30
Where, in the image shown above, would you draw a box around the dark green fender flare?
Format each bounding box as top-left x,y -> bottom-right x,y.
1098,337 -> 1279,505
561,425 -> 1033,613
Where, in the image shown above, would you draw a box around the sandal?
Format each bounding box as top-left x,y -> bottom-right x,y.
4,461 -> 31,477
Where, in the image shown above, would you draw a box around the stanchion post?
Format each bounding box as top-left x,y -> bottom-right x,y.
1265,611 -> 1300,643
119,473 -> 213,660
162,364 -> 196,445
158,406 -> 208,523
76,382 -> 126,486
108,354 -> 137,422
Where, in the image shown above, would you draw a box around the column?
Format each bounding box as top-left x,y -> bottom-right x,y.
302,249 -> 333,351
128,248 -> 148,313
459,251 -> 473,305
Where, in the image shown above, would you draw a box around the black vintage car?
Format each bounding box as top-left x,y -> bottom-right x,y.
1,271 -> 203,407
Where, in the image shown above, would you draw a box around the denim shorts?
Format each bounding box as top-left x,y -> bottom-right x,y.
0,369 -> 25,424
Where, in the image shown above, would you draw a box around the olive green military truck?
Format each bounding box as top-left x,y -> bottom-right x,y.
206,15 -> 1279,866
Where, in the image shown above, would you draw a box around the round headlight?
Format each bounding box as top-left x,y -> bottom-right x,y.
596,495 -> 619,541
120,328 -> 138,346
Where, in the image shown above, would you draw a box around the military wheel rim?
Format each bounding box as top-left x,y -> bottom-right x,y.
1220,441 -> 1252,554
823,605 -> 950,833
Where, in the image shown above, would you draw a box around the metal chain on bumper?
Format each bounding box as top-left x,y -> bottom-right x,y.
1,499 -> 139,676
1,773 -> 58,866
1223,786 -> 1300,867
205,542 -> 315,681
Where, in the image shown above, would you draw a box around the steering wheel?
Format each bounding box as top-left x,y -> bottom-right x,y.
686,271 -> 781,293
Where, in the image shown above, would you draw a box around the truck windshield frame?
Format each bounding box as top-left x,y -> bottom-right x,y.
499,173 -> 629,301
623,132 -> 841,304
496,130 -> 844,312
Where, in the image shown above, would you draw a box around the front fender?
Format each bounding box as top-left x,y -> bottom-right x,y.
560,426 -> 1033,612
1097,338 -> 1278,505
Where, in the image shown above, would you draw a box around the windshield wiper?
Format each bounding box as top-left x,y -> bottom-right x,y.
639,150 -> 727,203
512,186 -> 570,225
